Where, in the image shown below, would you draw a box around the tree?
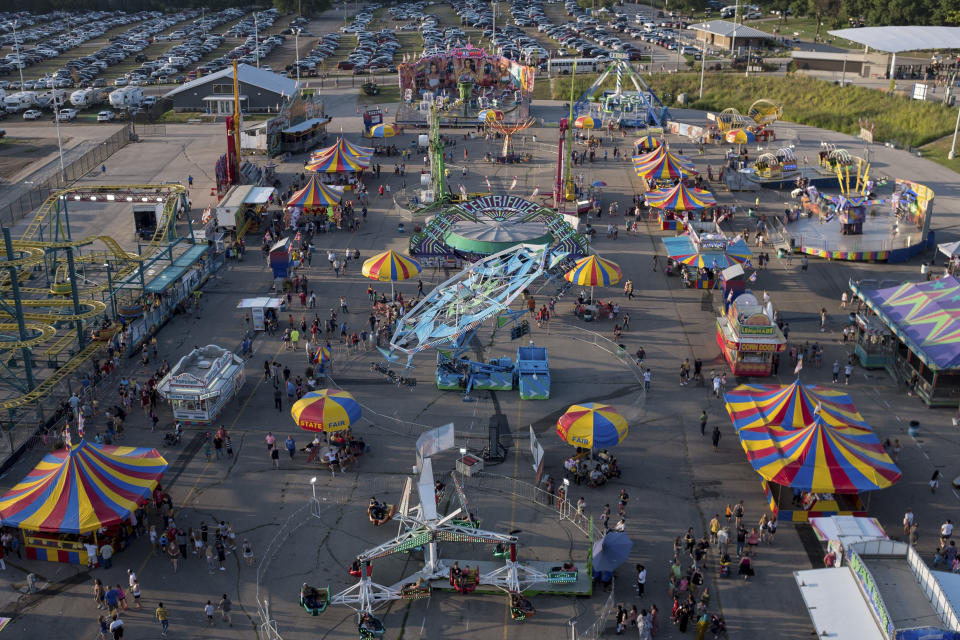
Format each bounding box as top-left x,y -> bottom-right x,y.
807,0 -> 840,41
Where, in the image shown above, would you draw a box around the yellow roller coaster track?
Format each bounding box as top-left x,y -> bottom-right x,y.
0,322 -> 57,350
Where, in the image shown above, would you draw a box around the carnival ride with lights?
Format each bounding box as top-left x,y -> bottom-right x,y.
571,56 -> 669,130
321,456 -> 580,634
0,183 -> 194,417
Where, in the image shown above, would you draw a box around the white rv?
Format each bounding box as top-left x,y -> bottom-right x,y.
3,92 -> 37,112
70,87 -> 95,107
108,86 -> 144,109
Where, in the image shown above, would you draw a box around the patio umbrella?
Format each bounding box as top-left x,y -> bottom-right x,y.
564,255 -> 622,303
312,344 -> 332,368
574,115 -> 600,130
726,128 -> 756,145
592,531 -> 634,572
591,180 -> 607,188
557,403 -> 628,448
369,123 -> 396,138
290,389 -> 361,433
478,109 -> 504,122
635,135 -> 661,152
362,250 -> 422,299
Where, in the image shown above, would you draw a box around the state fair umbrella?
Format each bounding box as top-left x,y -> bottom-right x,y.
564,255 -> 623,304
369,123 -> 397,138
362,250 -> 422,299
635,135 -> 661,152
592,531 -> 634,572
726,128 -> 756,145
312,344 -> 332,368
290,389 -> 361,433
557,403 -> 628,448
478,109 -> 504,122
574,115 -> 600,130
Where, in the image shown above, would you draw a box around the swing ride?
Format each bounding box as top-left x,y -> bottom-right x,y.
572,54 -> 669,129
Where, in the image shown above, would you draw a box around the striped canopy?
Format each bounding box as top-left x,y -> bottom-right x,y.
557,403 -> 628,448
305,145 -> 372,173
662,235 -> 754,270
290,389 -> 362,433
726,128 -> 756,144
574,115 -> 601,129
310,137 -> 374,159
362,250 -> 421,282
313,344 -> 332,366
564,255 -> 622,287
0,442 -> 167,534
285,175 -> 345,208
369,123 -> 396,138
737,416 -> 901,493
632,150 -> 698,180
635,135 -> 661,152
645,182 -> 717,211
724,382 -> 870,431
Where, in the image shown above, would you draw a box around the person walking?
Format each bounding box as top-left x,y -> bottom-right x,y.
832,360 -> 841,383
167,540 -> 180,573
733,500 -> 745,529
699,410 -> 707,436
155,603 -> 169,638
270,443 -> 280,469
109,614 -> 124,640
844,362 -> 853,385
94,578 -> 106,610
285,435 -> 296,460
218,594 -> 233,626
636,563 -> 646,597
711,426 -> 721,451
242,539 -> 255,567
130,580 -> 141,609
204,600 -> 216,626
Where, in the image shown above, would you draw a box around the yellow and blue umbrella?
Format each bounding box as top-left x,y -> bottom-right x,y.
291,389 -> 361,433
478,109 -> 504,122
574,115 -> 600,130
557,403 -> 628,448
564,255 -> 622,287
369,123 -> 396,138
362,250 -> 421,282
312,344 -> 332,367
635,135 -> 661,152
726,128 -> 756,145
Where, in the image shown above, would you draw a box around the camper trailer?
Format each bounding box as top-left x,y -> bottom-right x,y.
108,86 -> 144,109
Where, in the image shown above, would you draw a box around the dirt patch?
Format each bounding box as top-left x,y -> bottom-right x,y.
0,137 -> 67,182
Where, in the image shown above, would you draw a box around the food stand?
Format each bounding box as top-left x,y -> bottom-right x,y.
204,185 -> 277,237
716,292 -> 785,376
156,345 -> 246,425
0,441 -> 167,565
237,297 -> 285,331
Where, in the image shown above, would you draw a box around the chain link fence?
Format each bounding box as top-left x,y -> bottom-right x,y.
0,124 -> 133,226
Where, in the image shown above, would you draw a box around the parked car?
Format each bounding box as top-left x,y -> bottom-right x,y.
97,110 -> 115,122
56,108 -> 78,121
22,109 -> 42,120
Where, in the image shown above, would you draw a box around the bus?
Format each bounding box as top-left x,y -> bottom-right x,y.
546,58 -> 603,75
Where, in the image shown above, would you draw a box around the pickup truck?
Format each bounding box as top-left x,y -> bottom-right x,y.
56,108 -> 78,122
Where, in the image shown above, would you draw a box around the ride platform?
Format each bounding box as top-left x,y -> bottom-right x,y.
427,560 -> 592,596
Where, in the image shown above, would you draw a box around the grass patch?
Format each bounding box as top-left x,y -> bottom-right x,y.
358,84 -> 401,104
747,16 -> 860,49
157,110 -> 271,123
631,72 -> 953,149
919,136 -> 960,174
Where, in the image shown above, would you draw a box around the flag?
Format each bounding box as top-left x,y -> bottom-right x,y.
510,176 -> 518,190
63,424 -> 72,448
530,186 -> 540,198
484,176 -> 491,191
77,412 -> 84,439
459,184 -> 467,197
743,260 -> 753,269
794,356 -> 803,375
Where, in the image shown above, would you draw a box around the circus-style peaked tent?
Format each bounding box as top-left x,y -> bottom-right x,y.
736,415 -> 901,493
0,442 -> 167,534
285,174 -> 345,208
645,182 -> 717,211
724,381 -> 870,431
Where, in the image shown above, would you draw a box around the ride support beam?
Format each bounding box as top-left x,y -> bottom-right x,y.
3,228 -> 36,390
65,247 -> 87,350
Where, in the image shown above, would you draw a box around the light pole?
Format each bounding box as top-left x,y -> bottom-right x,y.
949,102 -> 960,160
294,28 -> 301,87
52,92 -> 66,182
10,20 -> 25,90
699,42 -> 707,99
254,12 -> 260,68
103,261 -> 116,318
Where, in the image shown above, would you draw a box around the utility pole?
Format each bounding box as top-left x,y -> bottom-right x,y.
949,102 -> 960,160
254,12 -> 260,68
11,20 -> 24,91
699,42 -> 706,99
295,28 -> 301,87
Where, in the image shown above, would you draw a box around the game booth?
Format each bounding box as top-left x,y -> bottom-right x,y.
716,291 -> 786,376
662,229 -> 753,289
0,441 -> 167,564
156,344 -> 246,425
285,174 -> 345,229
724,382 -> 901,522
644,180 -> 717,232
395,46 -> 534,126
304,137 -> 372,190
850,276 -> 960,407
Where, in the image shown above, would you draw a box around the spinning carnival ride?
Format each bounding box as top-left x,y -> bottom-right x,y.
572,56 -> 669,129
328,460 -> 549,616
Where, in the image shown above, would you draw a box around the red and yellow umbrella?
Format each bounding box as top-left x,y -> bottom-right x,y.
574,115 -> 601,130
362,250 -> 422,282
290,389 -> 361,433
557,403 -> 628,448
564,255 -> 622,287
312,344 -> 332,367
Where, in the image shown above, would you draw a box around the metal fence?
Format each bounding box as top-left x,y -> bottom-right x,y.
0,124 -> 133,226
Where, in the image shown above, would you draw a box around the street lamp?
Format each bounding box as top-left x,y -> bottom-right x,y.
52,92 -> 67,182
103,262 -> 116,318
699,42 -> 707,99
10,20 -> 25,91
310,476 -> 318,501
294,28 -> 302,87
949,102 -> 960,160
254,12 -> 260,68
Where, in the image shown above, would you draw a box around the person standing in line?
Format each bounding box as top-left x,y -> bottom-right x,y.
636,564 -> 646,597
699,410 -> 708,436
218,594 -> 233,627
711,426 -> 721,451
155,603 -> 169,638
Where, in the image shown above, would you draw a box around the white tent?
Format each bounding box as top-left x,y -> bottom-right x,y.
938,241 -> 960,258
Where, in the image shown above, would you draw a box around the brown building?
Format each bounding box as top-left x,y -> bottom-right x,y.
690,20 -> 777,51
